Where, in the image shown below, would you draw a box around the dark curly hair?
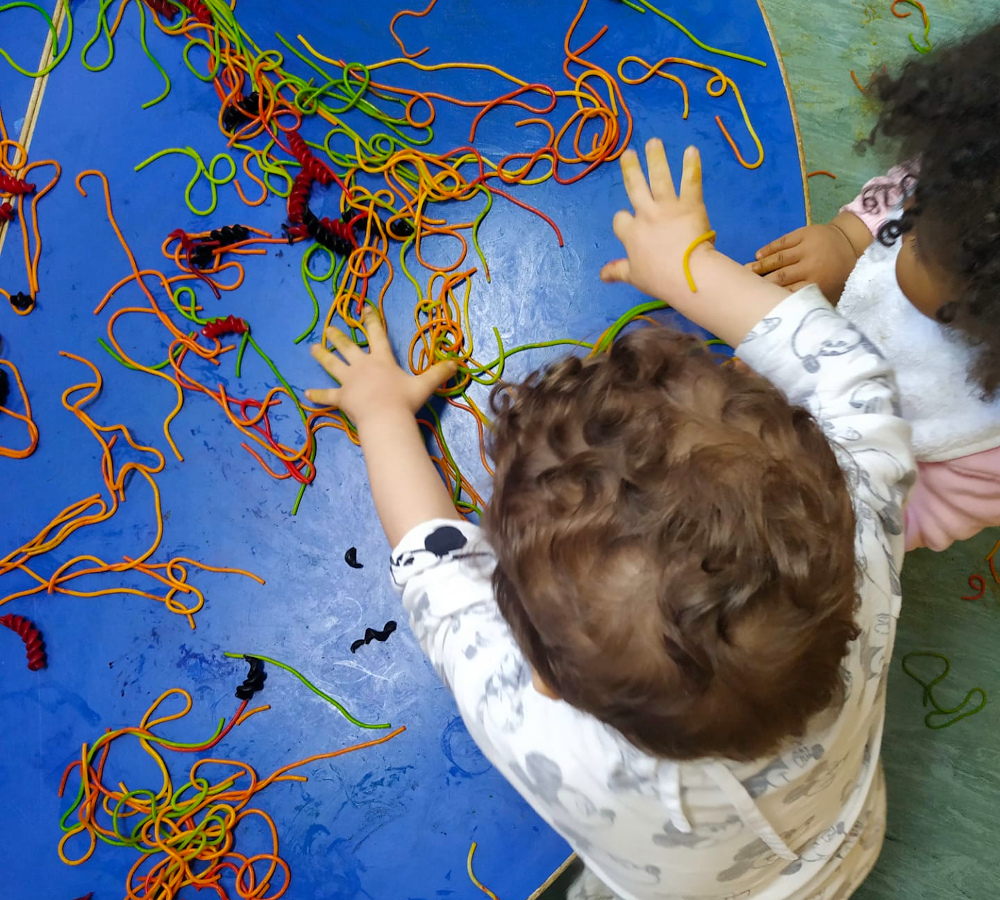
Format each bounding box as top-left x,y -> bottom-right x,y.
483,326 -> 860,762
867,22 -> 1000,396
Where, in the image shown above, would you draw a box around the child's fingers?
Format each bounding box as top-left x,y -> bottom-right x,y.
751,245 -> 802,276
324,326 -> 364,362
612,209 -> 634,242
361,306 -> 390,355
644,138 -> 676,202
600,258 -> 632,284
310,343 -> 349,383
619,148 -> 653,211
678,146 -> 704,209
762,265 -> 809,289
304,387 -> 342,408
753,228 -> 804,262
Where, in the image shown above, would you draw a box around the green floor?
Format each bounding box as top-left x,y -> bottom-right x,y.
542,2 -> 1000,897
775,7 -> 1000,898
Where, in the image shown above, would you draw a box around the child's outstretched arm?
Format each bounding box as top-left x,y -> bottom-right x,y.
603,140 -> 914,602
305,309 -> 460,547
600,140 -> 792,346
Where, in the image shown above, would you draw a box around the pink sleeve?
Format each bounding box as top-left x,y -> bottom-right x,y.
840,164 -> 914,237
905,447 -> 1000,551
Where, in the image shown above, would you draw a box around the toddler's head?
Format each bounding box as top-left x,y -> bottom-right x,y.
483,327 -> 859,762
872,22 -> 1000,394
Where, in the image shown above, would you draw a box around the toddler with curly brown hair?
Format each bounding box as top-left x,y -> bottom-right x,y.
751,22 -> 1000,551
307,140 -> 913,900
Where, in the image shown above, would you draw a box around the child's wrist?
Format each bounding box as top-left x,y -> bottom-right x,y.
354,402 -> 419,442
647,242 -> 725,303
680,243 -> 727,291
667,246 -> 790,347
829,212 -> 874,259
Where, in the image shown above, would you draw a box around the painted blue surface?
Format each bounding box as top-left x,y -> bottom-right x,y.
0,1 -> 804,897
0,3 -> 56,146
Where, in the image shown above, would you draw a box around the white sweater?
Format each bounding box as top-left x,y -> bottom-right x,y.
838,222 -> 1000,462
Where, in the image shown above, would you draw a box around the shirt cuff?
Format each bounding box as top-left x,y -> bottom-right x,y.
738,283 -> 828,354
736,286 -> 854,406
389,518 -> 490,586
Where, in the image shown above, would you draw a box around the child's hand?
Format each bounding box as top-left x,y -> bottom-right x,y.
748,213 -> 874,302
306,308 -> 461,546
306,308 -> 457,432
600,140 -> 714,301
601,137 -> 792,347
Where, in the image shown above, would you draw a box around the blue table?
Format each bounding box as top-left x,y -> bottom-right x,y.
0,2 -> 805,897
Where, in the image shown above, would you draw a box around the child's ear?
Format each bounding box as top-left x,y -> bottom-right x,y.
531,668 -> 560,700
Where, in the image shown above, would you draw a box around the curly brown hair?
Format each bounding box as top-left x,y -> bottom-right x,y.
483,326 -> 860,762
868,22 -> 1000,396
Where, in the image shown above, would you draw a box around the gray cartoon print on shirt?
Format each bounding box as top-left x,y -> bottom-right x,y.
791,307 -> 883,374
509,753 -> 616,853
784,757 -> 845,804
407,591 -> 447,680
791,743 -> 824,769
718,819 -> 816,883
477,650 -> 530,732
410,590 -> 431,625
653,814 -> 741,850
716,839 -> 772,883
817,415 -> 863,444
604,746 -> 692,828
510,753 -> 615,826
833,810 -> 871,862
836,447 -> 908,539
742,757 -> 790,799
851,448 -> 910,535
840,665 -> 854,703
463,631 -> 491,659
857,629 -> 885,682
607,745 -> 660,800
853,503 -> 902,597
780,821 -> 847,876
742,316 -> 781,344
849,375 -> 902,418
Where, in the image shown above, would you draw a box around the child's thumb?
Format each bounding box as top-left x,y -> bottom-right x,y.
600,258 -> 632,284
414,359 -> 458,399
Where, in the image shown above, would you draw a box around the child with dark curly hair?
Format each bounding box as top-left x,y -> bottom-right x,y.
750,23 -> 1000,551
307,140 -> 913,900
